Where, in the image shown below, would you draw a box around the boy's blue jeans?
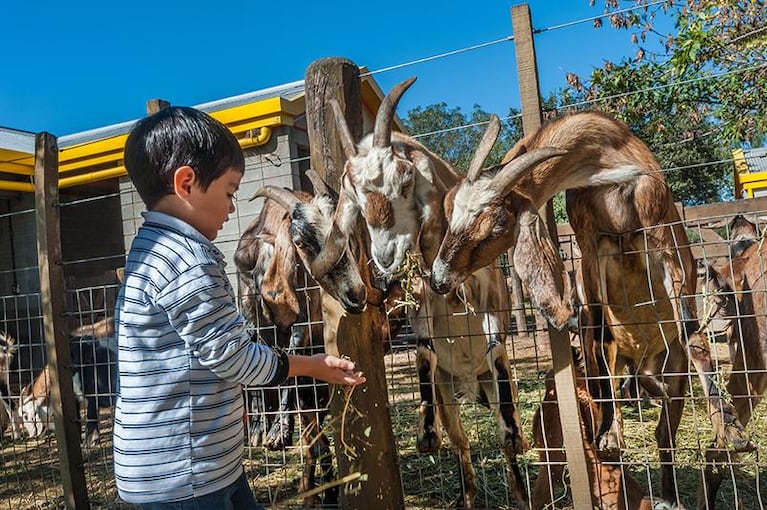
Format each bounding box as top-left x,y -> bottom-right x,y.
139,471 -> 264,510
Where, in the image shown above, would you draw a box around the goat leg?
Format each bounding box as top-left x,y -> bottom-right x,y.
686,329 -> 752,452
416,339 -> 441,453
696,442 -> 729,510
265,383 -> 295,450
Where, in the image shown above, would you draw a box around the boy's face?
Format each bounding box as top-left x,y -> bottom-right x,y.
187,167 -> 242,241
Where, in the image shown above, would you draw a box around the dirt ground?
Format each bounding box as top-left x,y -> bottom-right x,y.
1,318 -> 764,509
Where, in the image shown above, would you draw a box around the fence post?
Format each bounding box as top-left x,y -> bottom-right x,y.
305,57 -> 405,509
34,132 -> 90,510
511,4 -> 593,508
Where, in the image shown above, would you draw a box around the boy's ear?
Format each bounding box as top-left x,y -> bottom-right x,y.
173,166 -> 196,199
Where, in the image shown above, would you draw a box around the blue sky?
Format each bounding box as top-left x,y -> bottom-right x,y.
2,1 -> 675,136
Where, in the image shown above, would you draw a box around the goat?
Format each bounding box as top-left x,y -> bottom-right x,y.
19,317 -> 117,446
329,77 -> 531,509
532,345 -> 678,510
0,331 -> 23,440
235,196 -> 324,451
702,214 -> 763,259
20,365 -> 53,438
70,320 -> 118,447
428,110 -> 751,505
237,172 -> 382,507
698,236 -> 767,508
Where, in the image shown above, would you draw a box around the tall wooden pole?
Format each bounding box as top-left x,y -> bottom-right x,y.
35,132 -> 90,509
305,57 -> 405,509
511,4 -> 592,508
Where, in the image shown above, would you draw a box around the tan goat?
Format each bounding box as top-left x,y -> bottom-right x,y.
429,111 -> 751,505
20,365 -> 53,438
698,234 -> 767,509
328,77 -> 540,509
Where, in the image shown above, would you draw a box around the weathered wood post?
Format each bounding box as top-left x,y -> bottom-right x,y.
305,57 -> 405,509
511,4 -> 592,508
35,132 -> 90,510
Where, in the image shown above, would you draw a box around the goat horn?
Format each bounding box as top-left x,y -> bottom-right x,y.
312,182 -> 358,279
489,147 -> 567,196
305,169 -> 333,198
373,76 -> 417,148
329,99 -> 357,160
249,186 -> 301,212
466,114 -> 501,183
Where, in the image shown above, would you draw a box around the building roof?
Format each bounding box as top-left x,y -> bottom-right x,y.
0,73 -> 401,193
744,147 -> 767,172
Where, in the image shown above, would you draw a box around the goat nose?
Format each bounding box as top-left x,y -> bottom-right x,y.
374,250 -> 395,272
431,278 -> 450,295
344,288 -> 367,314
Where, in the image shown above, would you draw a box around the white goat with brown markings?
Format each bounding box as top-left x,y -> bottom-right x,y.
429,110 -> 752,506
327,77 -> 555,509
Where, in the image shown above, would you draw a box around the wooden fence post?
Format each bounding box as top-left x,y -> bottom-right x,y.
305,57 -> 405,509
35,132 -> 90,510
511,4 -> 593,508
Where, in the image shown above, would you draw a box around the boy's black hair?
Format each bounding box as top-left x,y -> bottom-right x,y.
124,106 -> 245,209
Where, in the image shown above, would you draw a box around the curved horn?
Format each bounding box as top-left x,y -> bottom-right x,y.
373,76 -> 417,148
305,169 -> 333,198
489,147 -> 567,196
466,114 -> 501,183
249,186 -> 301,212
329,99 -> 357,160
311,181 -> 359,279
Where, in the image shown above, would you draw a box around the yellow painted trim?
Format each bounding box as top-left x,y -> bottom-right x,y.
55,127 -> 272,190
60,135 -> 128,163
0,179 -> 34,193
736,172 -> 767,184
60,167 -> 128,188
732,148 -> 748,174
0,161 -> 34,176
0,88 -> 317,192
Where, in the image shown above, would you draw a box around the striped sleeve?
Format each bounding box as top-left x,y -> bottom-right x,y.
155,263 -> 288,387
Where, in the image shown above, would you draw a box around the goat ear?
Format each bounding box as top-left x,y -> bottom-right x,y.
511,206 -> 572,329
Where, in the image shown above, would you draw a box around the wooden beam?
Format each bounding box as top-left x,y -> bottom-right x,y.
305,57 -> 404,509
35,132 -> 90,510
512,4 -> 592,509
146,99 -> 170,114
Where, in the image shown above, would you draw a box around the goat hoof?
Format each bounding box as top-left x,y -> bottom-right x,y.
722,422 -> 753,453
265,419 -> 293,450
594,434 -> 622,459
454,493 -> 474,509
416,430 -> 441,454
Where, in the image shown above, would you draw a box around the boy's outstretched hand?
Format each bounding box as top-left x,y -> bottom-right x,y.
288,353 -> 367,386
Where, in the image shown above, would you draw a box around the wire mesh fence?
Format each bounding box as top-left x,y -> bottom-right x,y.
0,188 -> 766,509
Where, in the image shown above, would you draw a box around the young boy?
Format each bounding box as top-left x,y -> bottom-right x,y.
113,106 -> 366,509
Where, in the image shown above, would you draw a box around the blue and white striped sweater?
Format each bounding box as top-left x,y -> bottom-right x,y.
113,210 -> 288,504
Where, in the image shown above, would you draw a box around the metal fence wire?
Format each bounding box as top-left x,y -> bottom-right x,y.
1,191 -> 767,509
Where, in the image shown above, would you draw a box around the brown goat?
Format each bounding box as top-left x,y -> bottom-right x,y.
698,235 -> 767,508
234,188 -> 347,507
430,111 -> 751,505
533,346 -> 671,510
